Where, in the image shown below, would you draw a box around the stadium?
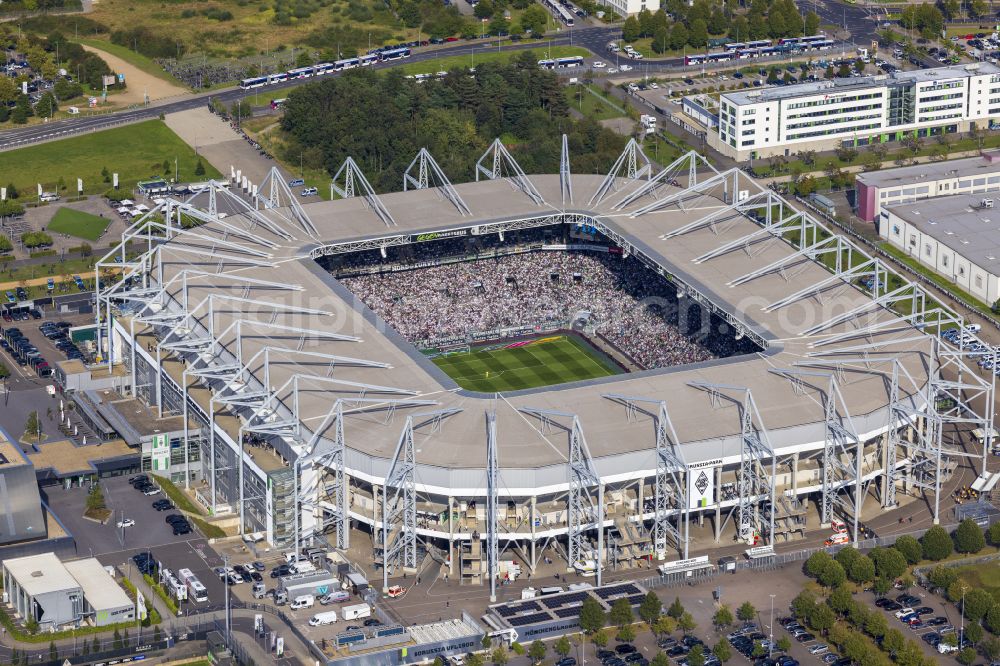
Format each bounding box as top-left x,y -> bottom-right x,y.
94,138 -> 992,597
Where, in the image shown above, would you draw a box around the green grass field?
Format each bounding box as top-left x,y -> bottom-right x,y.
2,120 -> 221,197
47,207 -> 112,241
955,561 -> 1000,603
431,334 -> 620,392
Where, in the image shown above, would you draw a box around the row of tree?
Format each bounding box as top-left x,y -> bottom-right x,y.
280,54 -> 629,194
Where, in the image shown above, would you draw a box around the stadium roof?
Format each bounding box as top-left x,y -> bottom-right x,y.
113,165 -> 932,475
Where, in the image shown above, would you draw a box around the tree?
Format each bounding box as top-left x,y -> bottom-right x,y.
11,94 -> 32,124
669,22 -> 689,50
91,637 -> 100,654
36,91 -> 57,118
24,411 -> 41,438
954,518 -> 986,554
865,611 -> 888,639
853,58 -> 866,74
981,636 -> 1000,661
827,585 -> 853,614
580,595 -> 606,633
473,0 -> 493,18
86,483 -> 106,512
667,597 -> 684,619
639,591 -> 662,625
819,560 -> 846,588
805,551 -> 833,578
835,547 -> 861,572
824,65 -> 835,79
528,640 -> 546,664
491,646 -> 508,665
873,577 -> 891,597
466,655 -> 484,666
988,522 -> 1000,546
957,647 -> 977,665
713,638 -> 732,663
687,644 -> 706,666
837,62 -> 851,78
893,535 -> 923,564
653,615 -> 677,636
48,642 -> 57,663
554,636 -> 571,657
804,10 -> 820,35
194,159 -> 206,177
736,601 -> 756,623
650,653 -> 669,666
688,19 -> 709,48
713,605 -> 734,629
848,555 -> 876,584
112,629 -> 122,650
610,598 -> 633,627
808,604 -> 835,633
592,629 -> 608,649
678,611 -> 697,634
622,15 -> 641,41
520,5 -> 548,34
776,635 -> 791,652
928,565 -> 958,591
791,590 -> 817,619
962,588 -> 994,622
966,620 -> 983,645
921,525 -> 954,561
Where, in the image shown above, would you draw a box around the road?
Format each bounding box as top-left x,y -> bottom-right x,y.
0,1 -> 881,151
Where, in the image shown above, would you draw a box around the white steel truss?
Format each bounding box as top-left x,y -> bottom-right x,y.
257,167 -> 319,238
624,163 -> 749,216
519,408 -> 603,585
613,150 -> 718,211
559,134 -> 573,207
603,395 -> 689,559
475,138 -> 544,206
486,411 -> 499,601
688,382 -> 775,546
589,138 -> 652,206
332,157 -> 396,226
403,148 -> 472,216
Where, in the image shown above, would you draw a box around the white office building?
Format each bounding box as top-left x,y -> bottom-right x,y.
598,0 -> 658,18
710,62 -> 1000,161
884,192 -> 1000,304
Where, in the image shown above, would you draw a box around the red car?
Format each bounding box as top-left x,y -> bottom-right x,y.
445,36 -> 459,42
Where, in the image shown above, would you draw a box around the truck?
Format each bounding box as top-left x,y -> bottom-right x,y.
290,594 -> 315,610
308,610 -> 338,626
341,603 -> 371,621
639,115 -> 657,135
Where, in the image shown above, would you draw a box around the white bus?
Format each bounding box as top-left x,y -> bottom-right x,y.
178,568 -> 209,603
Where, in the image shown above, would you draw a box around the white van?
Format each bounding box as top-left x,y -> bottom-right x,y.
308,610 -> 338,626
290,594 -> 315,610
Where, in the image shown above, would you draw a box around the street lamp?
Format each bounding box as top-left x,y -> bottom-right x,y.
960,585 -> 968,648
769,594 -> 776,657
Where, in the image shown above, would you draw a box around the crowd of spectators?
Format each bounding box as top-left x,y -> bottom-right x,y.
341,249 -> 759,370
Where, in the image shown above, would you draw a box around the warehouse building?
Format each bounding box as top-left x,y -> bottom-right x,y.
855,151 -> 1000,224
883,192 -> 1000,304
710,62 -> 1000,160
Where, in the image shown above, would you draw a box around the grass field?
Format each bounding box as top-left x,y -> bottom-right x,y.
396,45 -> 591,75
565,84 -> 626,121
47,207 -> 112,241
431,334 -> 621,392
2,120 -> 221,197
955,561 -> 1000,603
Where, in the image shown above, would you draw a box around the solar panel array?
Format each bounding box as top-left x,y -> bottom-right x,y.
488,582 -> 652,630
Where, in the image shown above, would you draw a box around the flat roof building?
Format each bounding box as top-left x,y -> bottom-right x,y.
2,554 -> 134,629
597,0 -> 659,17
2,553 -> 83,628
855,151 -> 1000,224
0,437 -> 46,546
63,558 -> 134,626
710,63 -> 1000,160
883,192 -> 1000,304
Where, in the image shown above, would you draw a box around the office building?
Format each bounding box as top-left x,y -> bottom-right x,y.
855,151 -> 1000,224
710,63 -> 1000,160
598,0 -> 658,18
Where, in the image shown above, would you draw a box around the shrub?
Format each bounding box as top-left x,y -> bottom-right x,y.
921,525 -> 953,561
954,518 -> 986,554
892,535 -> 922,564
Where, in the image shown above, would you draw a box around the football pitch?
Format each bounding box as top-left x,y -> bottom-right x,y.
430,334 -> 622,392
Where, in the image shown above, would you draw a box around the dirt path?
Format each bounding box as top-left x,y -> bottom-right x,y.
82,44 -> 188,104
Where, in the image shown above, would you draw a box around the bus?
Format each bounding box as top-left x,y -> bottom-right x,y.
380,47 -> 412,61
270,98 -> 287,110
542,0 -> 575,26
269,72 -> 289,84
537,59 -> 556,69
239,76 -> 269,90
555,56 -> 584,68
360,54 -> 379,66
177,568 -> 209,603
334,57 -> 360,70
314,62 -> 335,75
287,66 -> 315,79
685,52 -> 735,65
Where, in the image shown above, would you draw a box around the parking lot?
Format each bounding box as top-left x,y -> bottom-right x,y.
0,309 -> 95,380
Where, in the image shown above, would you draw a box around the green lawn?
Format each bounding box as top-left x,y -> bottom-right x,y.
74,38 -> 187,88
47,207 -> 112,241
396,45 -> 591,76
431,334 -> 621,392
1,120 -> 220,197
955,561 -> 1000,603
565,84 -> 626,121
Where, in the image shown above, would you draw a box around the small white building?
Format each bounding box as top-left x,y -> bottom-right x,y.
883,192 -> 1000,305
64,558 -> 135,626
598,0 -> 659,17
2,553 -> 83,629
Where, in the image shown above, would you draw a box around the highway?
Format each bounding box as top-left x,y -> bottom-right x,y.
0,0 -> 880,151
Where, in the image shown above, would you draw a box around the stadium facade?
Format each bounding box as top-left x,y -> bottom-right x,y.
94,139 -> 993,597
